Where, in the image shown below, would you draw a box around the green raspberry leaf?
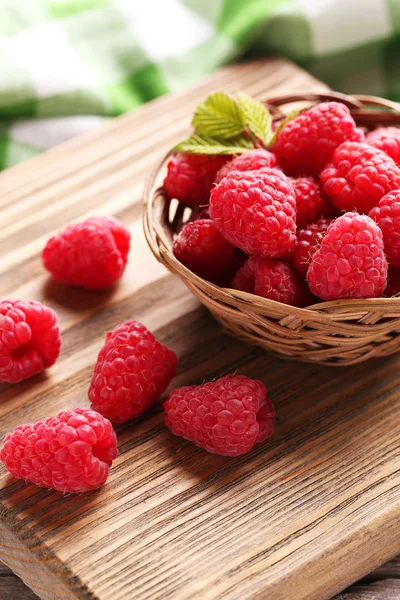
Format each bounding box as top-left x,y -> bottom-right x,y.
238,93 -> 272,145
192,92 -> 246,139
174,133 -> 252,155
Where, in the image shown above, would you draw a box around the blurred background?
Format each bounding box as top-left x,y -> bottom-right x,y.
0,0 -> 398,170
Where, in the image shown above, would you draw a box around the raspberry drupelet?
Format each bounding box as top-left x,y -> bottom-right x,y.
232,256 -> 312,307
215,149 -> 278,184
210,168 -> 296,258
89,320 -> 177,423
43,216 -> 130,290
272,102 -> 364,176
164,375 -> 275,456
307,212 -> 388,300
163,153 -> 228,206
0,299 -> 61,383
0,408 -> 117,493
320,142 -> 400,214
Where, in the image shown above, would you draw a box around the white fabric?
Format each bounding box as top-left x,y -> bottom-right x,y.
300,0 -> 391,55
0,22 -> 98,97
115,0 -> 214,62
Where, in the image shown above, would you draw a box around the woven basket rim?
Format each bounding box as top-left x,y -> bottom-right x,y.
143,92 -> 400,321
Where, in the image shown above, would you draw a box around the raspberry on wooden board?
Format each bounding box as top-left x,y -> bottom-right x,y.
0,300 -> 61,383
164,375 -> 275,456
89,320 -> 177,423
0,408 -> 117,493
307,213 -> 388,300
210,168 -> 296,258
43,216 -> 130,290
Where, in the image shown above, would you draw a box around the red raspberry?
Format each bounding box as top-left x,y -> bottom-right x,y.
173,219 -> 242,285
163,153 -> 228,206
294,218 -> 333,276
273,102 -> 364,176
0,408 -> 117,493
320,142 -> 400,214
210,168 -> 296,258
43,216 -> 130,290
215,149 -> 278,183
164,374 -> 274,456
188,207 -> 210,221
291,176 -> 338,229
280,246 -> 296,265
232,255 -> 312,307
382,268 -> 400,297
89,320 -> 177,423
307,212 -> 388,300
369,191 -> 400,268
0,300 -> 61,384
366,127 -> 400,165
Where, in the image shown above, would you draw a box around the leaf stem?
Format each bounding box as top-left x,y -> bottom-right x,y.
243,126 -> 265,149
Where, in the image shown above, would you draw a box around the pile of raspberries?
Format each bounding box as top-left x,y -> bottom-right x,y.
2,100 -> 400,495
166,102 -> 400,302
0,220 -> 274,493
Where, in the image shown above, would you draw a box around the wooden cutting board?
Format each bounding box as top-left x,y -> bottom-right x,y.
0,59 -> 399,600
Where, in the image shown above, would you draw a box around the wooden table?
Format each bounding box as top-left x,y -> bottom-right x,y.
0,59 -> 399,600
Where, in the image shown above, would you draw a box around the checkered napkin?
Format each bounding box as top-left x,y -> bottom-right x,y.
0,0 -> 398,170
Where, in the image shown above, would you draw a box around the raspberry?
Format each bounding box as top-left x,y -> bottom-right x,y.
382,268 -> 400,297
43,216 -> 130,290
293,218 -> 333,276
307,212 -> 387,300
215,149 -> 278,183
291,176 -> 338,229
320,142 -> 400,214
0,408 -> 117,493
210,168 -> 296,257
173,219 -> 242,285
369,191 -> 400,268
366,127 -> 400,165
232,255 -> 312,307
89,320 -> 177,423
0,300 -> 61,384
280,246 -> 296,265
273,102 -> 364,176
164,375 -> 274,456
189,207 -> 210,222
163,153 -> 228,206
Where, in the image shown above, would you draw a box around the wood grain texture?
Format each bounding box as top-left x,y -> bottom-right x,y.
4,557 -> 400,600
0,59 -> 399,600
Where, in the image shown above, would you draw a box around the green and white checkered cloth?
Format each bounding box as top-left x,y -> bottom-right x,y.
1,0 -> 400,170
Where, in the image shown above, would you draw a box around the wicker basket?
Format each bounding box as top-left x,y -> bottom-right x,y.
143,92 -> 400,366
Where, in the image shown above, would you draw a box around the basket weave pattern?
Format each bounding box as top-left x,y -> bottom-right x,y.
143,92 -> 400,366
